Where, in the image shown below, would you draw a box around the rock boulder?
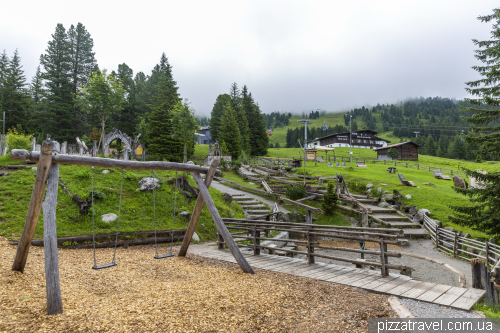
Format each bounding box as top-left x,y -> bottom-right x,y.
139,177 -> 160,191
101,213 -> 118,223
453,175 -> 467,189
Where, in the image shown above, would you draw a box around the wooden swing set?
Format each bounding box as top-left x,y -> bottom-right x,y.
10,137 -> 254,316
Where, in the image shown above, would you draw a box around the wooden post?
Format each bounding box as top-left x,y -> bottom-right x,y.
486,242 -> 490,267
453,232 -> 458,258
417,164 -> 419,170
307,227 -> 315,264
380,238 -> 389,277
306,209 -> 313,224
436,221 -> 442,250
42,142 -> 63,315
178,159 -> 219,256
191,172 -> 255,274
217,233 -> 224,250
463,233 -> 471,251
13,138 -> 54,273
472,258 -> 483,289
254,226 -> 260,255
429,166 -> 431,172
406,162 -> 408,168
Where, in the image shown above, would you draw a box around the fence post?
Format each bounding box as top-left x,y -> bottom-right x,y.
451,169 -> 454,176
486,242 -> 490,267
453,232 -> 458,258
384,160 -> 386,165
217,232 -> 224,249
436,221 -> 442,251
380,237 -> 389,277
417,164 -> 419,170
429,166 -> 431,172
254,225 -> 260,255
406,162 -> 408,168
307,227 -> 315,264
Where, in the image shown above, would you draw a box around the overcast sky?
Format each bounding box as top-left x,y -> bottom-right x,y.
1,1 -> 498,116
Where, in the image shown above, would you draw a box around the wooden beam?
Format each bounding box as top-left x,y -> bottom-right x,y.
12,139 -> 54,273
178,159 -> 219,257
42,142 -> 63,315
10,149 -> 221,176
191,172 -> 255,274
277,195 -> 323,214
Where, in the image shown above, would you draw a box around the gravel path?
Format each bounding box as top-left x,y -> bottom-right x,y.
399,298 -> 483,318
211,180 -> 291,214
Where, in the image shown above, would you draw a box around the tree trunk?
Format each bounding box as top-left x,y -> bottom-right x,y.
184,142 -> 187,164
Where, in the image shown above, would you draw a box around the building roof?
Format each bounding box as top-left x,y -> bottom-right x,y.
200,126 -> 210,130
373,141 -> 421,151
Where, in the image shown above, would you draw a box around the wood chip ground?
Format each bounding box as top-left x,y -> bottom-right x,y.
0,237 -> 396,332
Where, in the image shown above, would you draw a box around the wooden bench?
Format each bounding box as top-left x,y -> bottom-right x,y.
275,246 -> 295,257
387,167 -> 397,174
432,170 -> 451,180
342,162 -> 347,167
398,173 -> 416,187
356,162 -> 367,168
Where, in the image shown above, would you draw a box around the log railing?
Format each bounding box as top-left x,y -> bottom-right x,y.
221,218 -> 409,277
423,215 -> 500,282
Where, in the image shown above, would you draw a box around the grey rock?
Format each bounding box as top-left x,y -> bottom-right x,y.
398,239 -> 410,247
102,170 -> 110,174
383,190 -> 389,194
138,177 -> 160,191
382,194 -> 395,201
367,188 -> 371,193
370,222 -> 379,228
393,189 -> 403,198
31,167 -> 37,171
405,194 -> 412,200
467,246 -> 479,255
409,205 -> 418,216
366,183 -> 374,189
395,201 -> 403,209
228,212 -> 235,218
350,217 -> 360,226
279,212 -> 290,222
413,208 -> 431,223
403,205 -> 410,213
453,175 -> 467,189
179,211 -> 191,218
223,193 -> 233,203
101,213 -> 118,223
192,232 -> 200,242
291,212 -> 301,222
443,227 -> 456,233
378,201 -> 390,208
377,187 -> 383,193
389,205 -> 398,210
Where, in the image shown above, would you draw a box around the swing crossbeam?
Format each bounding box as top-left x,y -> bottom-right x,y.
10,143 -> 253,317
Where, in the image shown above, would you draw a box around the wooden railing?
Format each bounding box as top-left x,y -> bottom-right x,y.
221,219 -> 409,277
423,215 -> 500,269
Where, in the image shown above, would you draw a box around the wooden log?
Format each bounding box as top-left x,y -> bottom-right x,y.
8,229 -> 186,246
310,252 -> 403,270
214,176 -> 280,198
178,159 -> 219,257
297,195 -> 317,203
380,238 -> 389,277
10,149 -> 221,176
277,195 -> 323,214
59,236 -> 184,249
314,245 -> 402,257
307,228 -> 315,264
191,172 -> 255,274
12,139 -> 54,273
42,142 -> 63,315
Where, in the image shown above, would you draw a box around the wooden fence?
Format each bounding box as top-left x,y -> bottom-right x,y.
249,157 -> 466,178
221,218 -> 409,277
423,215 -> 500,268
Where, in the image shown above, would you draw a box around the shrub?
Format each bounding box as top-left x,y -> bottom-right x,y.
348,181 -> 367,194
371,187 -> 384,198
219,159 -> 229,171
6,127 -> 32,152
475,154 -> 483,163
75,169 -> 91,179
87,189 -> 107,200
124,171 -> 139,181
322,183 -> 338,216
285,184 -> 307,201
230,160 -> 242,171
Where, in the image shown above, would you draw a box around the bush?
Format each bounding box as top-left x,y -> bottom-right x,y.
348,181 -> 367,193
322,183 -> 338,216
124,171 -> 138,181
87,189 -> 107,200
371,187 -> 384,198
75,169 -> 91,179
475,154 -> 483,163
387,148 -> 398,160
219,159 -> 229,171
230,160 -> 242,171
285,184 -> 307,200
6,127 -> 32,152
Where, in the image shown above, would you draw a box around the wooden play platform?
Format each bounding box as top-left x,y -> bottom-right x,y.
189,245 -> 485,311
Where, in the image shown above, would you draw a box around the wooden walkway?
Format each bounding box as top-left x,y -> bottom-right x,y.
189,245 -> 485,311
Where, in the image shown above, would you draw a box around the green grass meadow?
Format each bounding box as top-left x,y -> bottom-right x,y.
0,156 -> 245,241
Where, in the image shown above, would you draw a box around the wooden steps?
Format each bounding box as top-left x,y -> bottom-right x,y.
388,222 -> 421,229
403,228 -> 429,238
232,196 -> 254,201
374,214 -> 411,221
238,201 -> 260,205
246,210 -> 271,214
189,246 -> 485,311
240,204 -> 267,209
364,204 -> 396,213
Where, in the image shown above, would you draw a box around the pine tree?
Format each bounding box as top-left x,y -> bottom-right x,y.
67,23 -> 97,137
0,50 -> 8,102
218,100 -> 241,159
425,135 -> 436,156
146,54 -> 182,161
209,94 -> 232,143
229,82 -> 250,152
241,86 -> 268,156
450,8 -> 500,236
321,183 -> 338,217
29,65 -> 45,134
1,49 -> 31,131
111,63 -> 136,134
40,24 -> 74,142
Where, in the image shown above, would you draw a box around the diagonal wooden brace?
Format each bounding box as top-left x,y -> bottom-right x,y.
178,159 -> 219,257
12,138 -> 54,273
191,172 -> 255,274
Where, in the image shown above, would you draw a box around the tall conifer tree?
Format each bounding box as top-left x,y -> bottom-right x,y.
450,8 -> 500,236
241,85 -> 268,156
147,53 -> 182,161
209,94 -> 232,143
219,100 -> 241,159
229,82 -> 250,153
40,24 -> 74,142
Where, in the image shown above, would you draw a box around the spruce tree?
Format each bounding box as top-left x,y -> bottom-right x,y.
241,86 -> 268,156
112,63 -> 136,135
218,100 -> 241,159
229,82 -> 250,152
146,54 -> 182,161
0,50 -> 8,102
450,8 -> 500,236
40,24 -> 74,142
425,135 -> 436,156
29,65 -> 45,134
209,94 -> 232,143
1,49 -> 31,131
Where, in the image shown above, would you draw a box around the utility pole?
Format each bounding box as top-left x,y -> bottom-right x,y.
413,131 -> 420,138
298,117 -> 312,186
349,114 -> 353,163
